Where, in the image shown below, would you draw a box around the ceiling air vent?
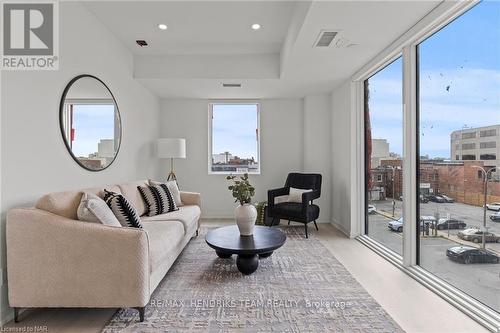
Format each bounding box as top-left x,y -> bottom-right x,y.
314,30 -> 338,47
222,83 -> 242,88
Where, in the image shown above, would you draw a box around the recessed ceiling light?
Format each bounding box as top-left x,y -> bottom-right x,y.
158,24 -> 168,30
251,23 -> 261,30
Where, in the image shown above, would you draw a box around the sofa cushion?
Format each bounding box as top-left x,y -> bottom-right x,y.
141,205 -> 200,235
149,180 -> 183,207
77,192 -> 121,227
35,185 -> 121,220
103,190 -> 143,228
118,180 -> 148,216
271,202 -> 320,221
142,220 -> 184,273
137,185 -> 178,217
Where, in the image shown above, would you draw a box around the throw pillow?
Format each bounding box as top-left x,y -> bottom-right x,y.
77,192 -> 121,227
138,184 -> 178,217
103,190 -> 143,228
149,179 -> 183,207
288,187 -> 313,203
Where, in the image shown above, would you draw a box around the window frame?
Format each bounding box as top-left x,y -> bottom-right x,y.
352,0 -> 500,330
207,101 -> 261,175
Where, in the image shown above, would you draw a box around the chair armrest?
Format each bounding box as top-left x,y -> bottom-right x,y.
6,208 -> 150,308
180,191 -> 201,207
302,190 -> 321,212
268,187 -> 288,207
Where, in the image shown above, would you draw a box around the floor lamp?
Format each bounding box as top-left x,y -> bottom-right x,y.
158,138 -> 186,181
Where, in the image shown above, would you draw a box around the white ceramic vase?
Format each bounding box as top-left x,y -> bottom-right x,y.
235,203 -> 257,236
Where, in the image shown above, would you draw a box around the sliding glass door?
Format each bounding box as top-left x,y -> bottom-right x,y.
417,1 -> 500,312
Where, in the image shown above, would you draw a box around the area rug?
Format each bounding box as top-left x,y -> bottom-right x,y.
102,226 -> 404,332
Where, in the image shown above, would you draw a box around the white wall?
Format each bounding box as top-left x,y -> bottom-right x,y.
303,93 -> 332,223
330,81 -> 353,236
0,2 -> 160,323
160,99 -> 305,218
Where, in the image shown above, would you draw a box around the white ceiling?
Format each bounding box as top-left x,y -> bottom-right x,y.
83,0 -> 441,99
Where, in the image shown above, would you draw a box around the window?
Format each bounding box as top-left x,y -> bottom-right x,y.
377,174 -> 383,182
461,154 -> 476,160
480,141 -> 496,149
418,1 -> 500,313
461,132 -> 476,139
364,57 -> 403,255
209,103 -> 260,174
462,143 -> 475,150
480,129 -> 496,137
480,154 -> 496,160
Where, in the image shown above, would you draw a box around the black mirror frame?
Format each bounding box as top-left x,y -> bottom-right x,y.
59,74 -> 122,172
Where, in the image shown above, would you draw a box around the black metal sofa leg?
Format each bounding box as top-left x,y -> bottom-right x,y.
14,307 -> 19,323
136,307 -> 145,322
304,224 -> 308,238
313,220 -> 319,231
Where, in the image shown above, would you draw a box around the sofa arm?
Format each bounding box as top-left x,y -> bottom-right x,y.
180,191 -> 201,207
6,208 -> 150,308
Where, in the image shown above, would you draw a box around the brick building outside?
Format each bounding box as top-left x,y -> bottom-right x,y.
370,159 -> 500,206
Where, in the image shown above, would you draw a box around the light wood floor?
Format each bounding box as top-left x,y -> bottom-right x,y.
2,220 -> 487,333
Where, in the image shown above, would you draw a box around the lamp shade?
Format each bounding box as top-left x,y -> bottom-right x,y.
157,138 -> 186,158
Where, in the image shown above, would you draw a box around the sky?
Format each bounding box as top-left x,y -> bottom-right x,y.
212,104 -> 258,161
368,1 -> 500,158
72,104 -> 115,157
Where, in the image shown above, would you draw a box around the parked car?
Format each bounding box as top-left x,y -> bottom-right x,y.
457,229 -> 500,243
388,217 -> 434,232
490,212 -> 500,222
419,195 -> 429,203
429,195 -> 445,203
446,246 -> 499,264
433,218 -> 466,230
388,218 -> 404,232
486,202 -> 500,211
368,205 -> 377,215
441,195 -> 454,203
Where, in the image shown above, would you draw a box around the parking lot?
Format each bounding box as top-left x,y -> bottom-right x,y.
367,199 -> 500,312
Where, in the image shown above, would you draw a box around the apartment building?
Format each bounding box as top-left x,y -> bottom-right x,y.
451,124 -> 500,167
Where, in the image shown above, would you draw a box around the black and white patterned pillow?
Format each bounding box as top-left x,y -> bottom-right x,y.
137,184 -> 178,217
103,190 -> 143,228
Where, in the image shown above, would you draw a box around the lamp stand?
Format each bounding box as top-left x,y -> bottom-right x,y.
167,157 -> 177,181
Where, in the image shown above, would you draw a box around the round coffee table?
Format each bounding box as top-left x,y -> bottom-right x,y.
205,225 -> 286,275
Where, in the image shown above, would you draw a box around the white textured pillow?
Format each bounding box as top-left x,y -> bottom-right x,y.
77,192 -> 121,227
149,179 -> 183,207
288,187 -> 313,203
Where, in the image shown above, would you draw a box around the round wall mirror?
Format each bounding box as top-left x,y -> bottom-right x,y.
59,75 -> 121,171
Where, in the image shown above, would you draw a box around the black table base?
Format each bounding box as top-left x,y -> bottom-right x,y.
206,226 -> 286,275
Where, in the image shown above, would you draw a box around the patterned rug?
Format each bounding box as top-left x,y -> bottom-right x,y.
103,226 -> 403,332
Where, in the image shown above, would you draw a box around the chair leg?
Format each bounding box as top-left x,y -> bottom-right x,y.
14,307 -> 19,323
136,307 -> 145,322
313,220 -> 319,231
304,223 -> 308,238
287,220 -> 290,225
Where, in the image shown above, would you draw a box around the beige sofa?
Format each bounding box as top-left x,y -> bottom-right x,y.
6,180 -> 201,322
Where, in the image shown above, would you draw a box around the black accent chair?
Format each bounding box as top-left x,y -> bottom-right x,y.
267,173 -> 322,238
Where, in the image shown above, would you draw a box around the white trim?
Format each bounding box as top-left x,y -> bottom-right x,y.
402,45 -> 417,267
351,80 -> 364,237
207,101 -> 261,175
